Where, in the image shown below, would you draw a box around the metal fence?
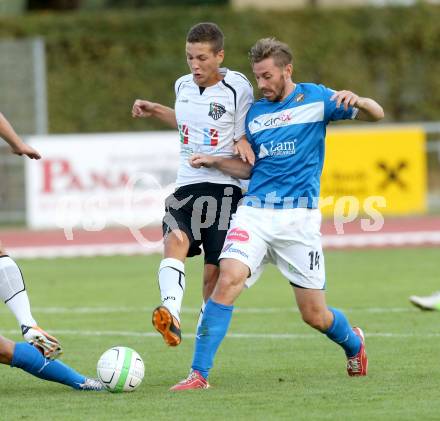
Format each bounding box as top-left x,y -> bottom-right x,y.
0,146 -> 25,222
0,38 -> 47,136
0,37 -> 48,223
425,123 -> 440,210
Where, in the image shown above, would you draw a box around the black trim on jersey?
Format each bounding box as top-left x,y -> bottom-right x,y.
0,255 -> 10,258
176,81 -> 184,95
221,79 -> 237,110
175,182 -> 239,195
233,72 -> 253,88
199,86 -> 206,95
176,77 -> 192,96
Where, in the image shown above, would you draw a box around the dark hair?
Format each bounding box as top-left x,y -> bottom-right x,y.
186,22 -> 224,53
249,38 -> 293,67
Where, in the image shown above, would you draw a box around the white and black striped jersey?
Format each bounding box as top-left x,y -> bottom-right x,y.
174,68 -> 254,187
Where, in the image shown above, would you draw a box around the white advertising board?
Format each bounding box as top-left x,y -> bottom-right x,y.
25,132 -> 180,231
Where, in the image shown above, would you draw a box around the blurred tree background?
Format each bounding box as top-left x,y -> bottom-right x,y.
0,3 -> 439,133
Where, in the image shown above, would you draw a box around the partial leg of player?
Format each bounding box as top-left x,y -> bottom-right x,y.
1,336 -> 102,391
21,325 -> 63,360
0,255 -> 63,359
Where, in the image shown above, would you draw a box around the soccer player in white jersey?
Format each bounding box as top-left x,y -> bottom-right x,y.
132,23 -> 254,347
170,38 -> 384,390
0,112 -> 102,391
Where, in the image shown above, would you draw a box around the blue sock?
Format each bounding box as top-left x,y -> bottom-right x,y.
325,307 -> 361,358
11,342 -> 86,390
191,298 -> 233,379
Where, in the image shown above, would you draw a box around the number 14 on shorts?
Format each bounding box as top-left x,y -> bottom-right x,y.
308,251 -> 320,270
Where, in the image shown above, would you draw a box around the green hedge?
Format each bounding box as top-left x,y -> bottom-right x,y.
105,0 -> 228,7
0,4 -> 439,133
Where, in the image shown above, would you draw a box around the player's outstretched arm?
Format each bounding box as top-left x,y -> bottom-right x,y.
0,113 -> 41,159
331,91 -> 384,122
189,153 -> 252,179
354,97 -> 385,121
132,99 -> 177,129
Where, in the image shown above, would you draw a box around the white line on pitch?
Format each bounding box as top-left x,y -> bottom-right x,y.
0,306 -> 418,315
1,329 -> 439,339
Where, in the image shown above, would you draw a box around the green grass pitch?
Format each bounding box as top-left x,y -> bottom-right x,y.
1,248 -> 440,420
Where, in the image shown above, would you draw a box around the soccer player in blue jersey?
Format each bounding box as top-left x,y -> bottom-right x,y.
170,38 -> 384,390
0,112 -> 102,391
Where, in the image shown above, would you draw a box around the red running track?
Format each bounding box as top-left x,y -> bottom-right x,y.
0,216 -> 439,259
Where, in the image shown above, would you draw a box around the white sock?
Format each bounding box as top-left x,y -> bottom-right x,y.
0,256 -> 37,327
196,300 -> 206,331
158,258 -> 185,322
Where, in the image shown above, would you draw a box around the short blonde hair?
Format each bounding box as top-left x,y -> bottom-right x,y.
249,38 -> 293,67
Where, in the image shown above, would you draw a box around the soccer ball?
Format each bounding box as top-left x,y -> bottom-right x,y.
97,346 -> 144,392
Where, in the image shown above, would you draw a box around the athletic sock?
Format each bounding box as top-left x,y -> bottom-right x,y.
11,342 -> 85,389
196,300 -> 206,331
191,298 -> 233,379
325,307 -> 361,358
0,256 -> 37,327
158,258 -> 185,322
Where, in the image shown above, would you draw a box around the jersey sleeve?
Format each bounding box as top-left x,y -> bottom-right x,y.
174,78 -> 181,97
233,82 -> 254,141
321,85 -> 359,122
174,75 -> 189,98
245,108 -> 258,154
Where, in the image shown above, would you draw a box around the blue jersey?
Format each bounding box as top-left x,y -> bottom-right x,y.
244,83 -> 358,209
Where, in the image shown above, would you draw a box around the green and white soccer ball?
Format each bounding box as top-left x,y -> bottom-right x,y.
97,346 -> 144,392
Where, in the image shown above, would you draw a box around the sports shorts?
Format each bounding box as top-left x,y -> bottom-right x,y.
162,182 -> 242,265
220,206 -> 325,289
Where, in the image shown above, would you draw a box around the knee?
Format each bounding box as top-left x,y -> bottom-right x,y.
217,271 -> 239,290
216,261 -> 248,290
301,308 -> 329,331
211,260 -> 249,305
165,231 -> 189,248
163,230 -> 190,258
212,268 -> 245,300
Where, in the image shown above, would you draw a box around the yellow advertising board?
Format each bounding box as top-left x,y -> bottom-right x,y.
320,126 -> 426,216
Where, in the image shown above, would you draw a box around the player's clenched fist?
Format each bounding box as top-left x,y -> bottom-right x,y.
132,99 -> 156,118
189,153 -> 216,168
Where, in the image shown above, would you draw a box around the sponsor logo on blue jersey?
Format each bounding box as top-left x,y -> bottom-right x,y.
258,140 -> 297,158
250,109 -> 294,133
